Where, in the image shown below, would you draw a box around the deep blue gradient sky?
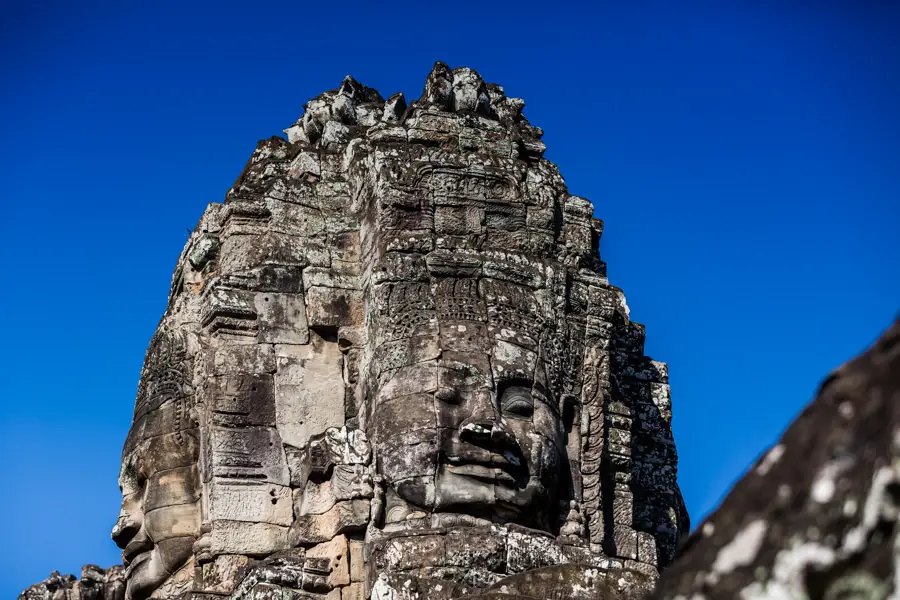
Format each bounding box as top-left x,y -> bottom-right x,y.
2,1 -> 898,596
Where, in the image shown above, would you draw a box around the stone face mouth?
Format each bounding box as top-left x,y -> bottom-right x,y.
123,551 -> 151,580
447,463 -> 519,485
444,453 -> 522,485
122,537 -> 153,568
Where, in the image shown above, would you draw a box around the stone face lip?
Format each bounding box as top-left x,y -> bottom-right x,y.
21,63 -> 689,600
654,317 -> 900,600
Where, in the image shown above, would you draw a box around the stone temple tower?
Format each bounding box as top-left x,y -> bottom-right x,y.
20,63 -> 689,600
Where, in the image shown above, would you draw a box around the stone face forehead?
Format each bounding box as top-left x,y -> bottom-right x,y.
124,328 -> 195,457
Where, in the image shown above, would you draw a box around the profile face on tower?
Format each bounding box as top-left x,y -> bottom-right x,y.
111,330 -> 200,600
368,276 -> 568,531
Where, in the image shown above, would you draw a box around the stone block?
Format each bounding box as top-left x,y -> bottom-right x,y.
274,337 -> 344,448
287,149 -> 321,178
485,202 -> 525,231
255,292 -> 309,344
371,252 -> 428,283
267,200 -> 326,236
207,481 -> 292,526
376,428 -> 439,481
138,430 -> 199,474
303,267 -> 360,290
485,563 -> 618,600
143,501 -> 199,540
249,582 -> 280,600
218,232 -> 330,274
434,204 -> 484,235
331,465 -> 374,500
608,442 -> 631,457
291,499 -> 370,545
208,373 -> 276,427
613,524 -> 638,560
637,531 -> 657,565
371,534 -> 447,571
348,540 -> 365,582
305,286 -> 363,329
377,360 -> 438,400
506,529 -> 568,574
371,393 -> 437,441
444,527 -> 507,572
370,335 -> 442,374
382,228 -> 434,253
198,554 -> 252,595
207,425 -> 289,485
296,480 -> 338,517
306,535 -> 350,587
212,342 -> 276,376
144,465 -> 200,511
650,382 -> 672,421
202,285 -> 258,338
341,582 -> 366,600
205,520 -> 291,556
608,414 -> 632,431
613,490 -> 634,525
491,340 -> 537,382
481,255 -> 546,289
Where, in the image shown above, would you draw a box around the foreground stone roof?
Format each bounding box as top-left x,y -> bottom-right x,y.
654,318 -> 900,599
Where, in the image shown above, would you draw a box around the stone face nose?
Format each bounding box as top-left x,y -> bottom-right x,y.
459,412 -> 518,455
111,512 -> 140,549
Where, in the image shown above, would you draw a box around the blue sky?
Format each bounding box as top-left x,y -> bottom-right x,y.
1,1 -> 897,596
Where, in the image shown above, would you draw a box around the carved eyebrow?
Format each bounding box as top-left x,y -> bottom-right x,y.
497,379 -> 560,415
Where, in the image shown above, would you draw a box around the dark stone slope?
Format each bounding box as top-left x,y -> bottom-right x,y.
655,317 -> 900,599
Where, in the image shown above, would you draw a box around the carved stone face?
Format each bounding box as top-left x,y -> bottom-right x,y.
111,331 -> 200,600
369,280 -> 566,531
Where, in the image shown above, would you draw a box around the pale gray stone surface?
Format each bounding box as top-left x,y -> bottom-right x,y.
21,63 -> 690,600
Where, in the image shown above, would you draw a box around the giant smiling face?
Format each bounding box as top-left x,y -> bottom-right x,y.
368,279 -> 567,531
111,330 -> 200,600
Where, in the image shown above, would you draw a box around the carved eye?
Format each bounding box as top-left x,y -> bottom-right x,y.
435,387 -> 459,404
501,386 -> 534,420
